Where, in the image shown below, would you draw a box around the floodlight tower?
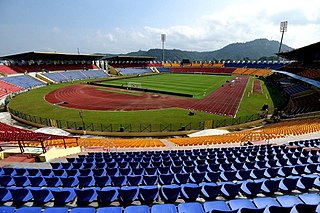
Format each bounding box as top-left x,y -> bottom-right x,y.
278,21 -> 288,53
161,34 -> 166,62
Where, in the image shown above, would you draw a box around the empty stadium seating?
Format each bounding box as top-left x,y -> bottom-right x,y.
0,75 -> 45,89
0,139 -> 320,212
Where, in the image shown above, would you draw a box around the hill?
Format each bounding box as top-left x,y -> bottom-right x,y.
104,38 -> 292,61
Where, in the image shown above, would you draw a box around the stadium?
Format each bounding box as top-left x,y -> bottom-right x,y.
1,8 -> 320,213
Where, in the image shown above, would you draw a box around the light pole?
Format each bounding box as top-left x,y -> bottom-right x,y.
161,34 -> 166,62
279,21 -> 288,53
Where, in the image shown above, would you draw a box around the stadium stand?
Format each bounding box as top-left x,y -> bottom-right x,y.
0,75 -> 45,89
117,68 -> 153,76
0,135 -> 320,212
7,64 -> 99,73
0,81 -> 23,98
0,65 -> 18,75
40,69 -> 108,83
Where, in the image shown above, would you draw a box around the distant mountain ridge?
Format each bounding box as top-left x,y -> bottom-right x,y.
103,38 -> 293,61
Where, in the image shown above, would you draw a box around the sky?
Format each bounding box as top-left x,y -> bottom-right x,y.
0,0 -> 320,56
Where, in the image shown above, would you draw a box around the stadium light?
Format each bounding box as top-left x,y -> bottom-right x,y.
278,21 -> 288,53
161,34 -> 166,62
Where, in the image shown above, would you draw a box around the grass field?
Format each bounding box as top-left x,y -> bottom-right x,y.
8,73 -> 278,132
98,73 -> 234,99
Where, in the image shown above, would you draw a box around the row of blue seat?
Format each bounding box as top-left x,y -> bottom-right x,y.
50,157 -> 320,171
0,194 -> 319,213
1,175 -> 319,205
1,75 -> 45,89
1,165 -> 320,188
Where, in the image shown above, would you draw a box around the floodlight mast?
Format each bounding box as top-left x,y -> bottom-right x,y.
161,34 -> 166,62
278,21 -> 288,53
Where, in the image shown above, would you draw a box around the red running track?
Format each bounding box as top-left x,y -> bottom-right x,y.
45,77 -> 249,117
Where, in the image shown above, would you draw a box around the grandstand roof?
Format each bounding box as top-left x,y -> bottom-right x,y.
0,51 -> 104,61
277,41 -> 320,62
102,55 -> 156,62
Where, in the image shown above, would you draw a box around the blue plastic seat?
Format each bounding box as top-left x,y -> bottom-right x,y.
51,188 -> 76,205
178,202 -> 204,213
253,197 -> 280,209
143,175 -> 158,185
158,166 -> 170,175
124,205 -> 150,213
200,183 -> 221,201
78,176 -> 95,188
61,162 -> 73,170
205,172 -> 221,182
13,176 -> 31,187
96,207 -> 122,213
297,176 -> 316,191
79,169 -> 93,176
30,188 -> 54,204
15,207 -> 42,213
40,168 -> 54,177
111,175 -> 127,187
9,187 -> 33,204
95,176 -> 111,187
75,188 -> 97,205
66,169 -> 80,177
220,171 -> 237,182
203,201 -> 233,213
0,175 -> 14,187
93,168 -> 107,176
118,186 -> 139,206
278,166 -> 293,177
294,203 -> 318,213
106,168 -> 119,176
42,207 -> 69,213
240,181 -> 262,198
182,165 -> 195,173
61,176 -> 79,187
44,177 -> 62,187
97,187 -> 119,205
236,170 -> 251,181
0,206 -> 15,213
160,184 -> 181,203
159,174 -> 174,185
174,173 -> 189,184
127,175 -> 143,186
52,169 -> 67,177
250,169 -> 265,179
169,165 -> 182,174
276,195 -> 303,207
264,168 -> 279,178
189,172 -> 205,184
221,183 -> 241,199
15,168 -> 28,176
151,204 -> 177,213
181,183 -> 201,202
145,167 -> 158,175
70,207 -> 96,213
139,185 -> 159,205
228,199 -> 258,211
261,179 -> 280,195
2,168 -> 16,176
29,176 -> 46,187
132,168 -> 145,175
298,193 -> 320,205
0,187 -> 12,202
119,168 -> 132,176
279,177 -> 299,193
27,168 -> 41,177
51,162 -> 62,169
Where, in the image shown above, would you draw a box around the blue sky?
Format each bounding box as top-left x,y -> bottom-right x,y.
1,0 -> 319,55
